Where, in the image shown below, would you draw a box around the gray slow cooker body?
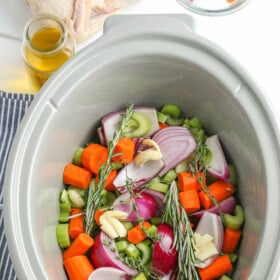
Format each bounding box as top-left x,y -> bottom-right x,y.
4,15 -> 280,279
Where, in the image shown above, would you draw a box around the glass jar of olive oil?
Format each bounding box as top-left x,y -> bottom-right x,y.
21,14 -> 76,93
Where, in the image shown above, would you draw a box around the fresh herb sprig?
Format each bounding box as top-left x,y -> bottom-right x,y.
85,105 -> 134,235
161,181 -> 200,280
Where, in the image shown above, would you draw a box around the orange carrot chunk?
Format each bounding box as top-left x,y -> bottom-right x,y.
63,233 -> 94,260
94,208 -> 105,226
64,255 -> 94,280
177,172 -> 205,192
69,209 -> 84,239
198,254 -> 233,280
96,169 -> 117,191
159,122 -> 169,129
222,228 -> 242,253
81,143 -> 108,175
199,180 -> 235,209
63,163 -> 92,189
112,137 -> 135,164
179,189 -> 200,214
127,221 -> 151,244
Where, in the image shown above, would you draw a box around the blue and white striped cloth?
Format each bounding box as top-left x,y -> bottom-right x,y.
0,91 -> 34,280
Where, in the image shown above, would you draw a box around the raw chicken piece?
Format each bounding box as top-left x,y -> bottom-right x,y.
26,0 -> 129,43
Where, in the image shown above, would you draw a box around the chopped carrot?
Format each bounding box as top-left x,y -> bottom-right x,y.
159,122 -> 169,129
96,169 -> 117,191
227,0 -> 235,3
198,254 -> 233,280
112,137 -> 135,164
199,180 -> 235,209
81,143 -> 108,175
222,228 -> 242,253
178,172 -> 205,192
63,233 -> 94,260
127,221 -> 151,244
64,255 -> 94,280
179,189 -> 200,214
63,163 -> 92,189
94,208 -> 105,226
69,209 -> 84,239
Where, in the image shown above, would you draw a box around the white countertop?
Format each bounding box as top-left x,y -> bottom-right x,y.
1,0 -> 280,119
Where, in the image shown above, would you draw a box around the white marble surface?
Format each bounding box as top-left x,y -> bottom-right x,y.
0,0 -> 279,120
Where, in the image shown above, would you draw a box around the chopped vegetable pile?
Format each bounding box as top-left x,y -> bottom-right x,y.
56,104 -> 245,280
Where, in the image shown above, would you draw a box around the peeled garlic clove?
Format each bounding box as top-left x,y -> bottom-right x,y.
134,149 -> 162,166
100,223 -> 118,239
110,218 -> 127,238
142,139 -> 162,153
104,210 -> 128,220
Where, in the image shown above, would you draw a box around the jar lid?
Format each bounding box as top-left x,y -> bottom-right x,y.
177,0 -> 251,16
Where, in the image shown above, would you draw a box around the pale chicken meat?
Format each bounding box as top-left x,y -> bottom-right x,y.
26,0 -> 129,42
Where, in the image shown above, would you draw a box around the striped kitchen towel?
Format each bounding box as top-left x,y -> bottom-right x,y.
0,91 -> 34,279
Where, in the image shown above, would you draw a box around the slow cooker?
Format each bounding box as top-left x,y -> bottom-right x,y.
4,15 -> 280,279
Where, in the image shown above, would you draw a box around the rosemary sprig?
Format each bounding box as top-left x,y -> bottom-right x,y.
161,181 -> 200,280
85,104 -> 134,235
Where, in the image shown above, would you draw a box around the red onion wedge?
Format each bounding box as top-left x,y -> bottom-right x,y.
152,127 -> 197,176
90,231 -> 138,276
189,196 -> 236,223
205,135 -> 230,180
113,191 -> 157,222
143,189 -> 166,217
88,267 -> 130,280
195,212 -> 224,269
113,160 -> 164,193
151,224 -> 178,276
97,127 -> 106,146
102,106 -> 159,144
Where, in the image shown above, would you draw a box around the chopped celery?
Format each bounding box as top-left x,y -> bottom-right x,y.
58,189 -> 71,223
125,112 -> 150,138
175,160 -> 188,173
146,225 -> 157,237
162,169 -> 177,184
223,205 -> 244,230
136,242 -> 152,265
72,147 -> 84,166
184,117 -> 203,129
149,176 -> 160,183
56,224 -> 70,248
125,244 -> 141,259
161,104 -> 181,119
116,240 -> 129,252
166,116 -> 184,126
157,111 -> 168,123
147,182 -> 169,193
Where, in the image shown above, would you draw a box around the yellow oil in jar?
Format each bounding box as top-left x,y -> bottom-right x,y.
23,27 -> 74,92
